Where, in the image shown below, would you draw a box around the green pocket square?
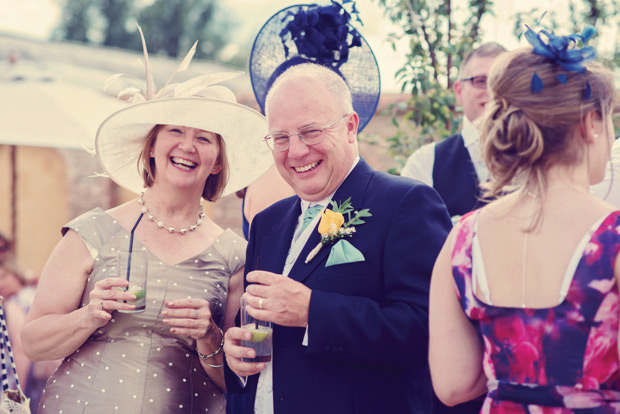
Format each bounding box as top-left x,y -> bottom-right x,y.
325,239 -> 365,267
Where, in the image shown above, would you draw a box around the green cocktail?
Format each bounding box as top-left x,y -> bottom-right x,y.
116,250 -> 148,314
116,284 -> 146,313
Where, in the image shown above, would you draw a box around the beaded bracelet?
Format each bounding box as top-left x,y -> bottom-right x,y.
196,326 -> 224,362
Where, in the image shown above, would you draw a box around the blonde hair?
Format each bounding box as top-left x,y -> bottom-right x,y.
137,125 -> 230,201
480,47 -> 616,200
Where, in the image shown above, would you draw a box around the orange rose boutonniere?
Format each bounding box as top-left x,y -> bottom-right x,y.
305,198 -> 371,264
317,209 -> 345,239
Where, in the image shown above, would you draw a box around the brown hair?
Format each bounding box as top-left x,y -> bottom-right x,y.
480,47 -> 616,200
137,125 -> 230,201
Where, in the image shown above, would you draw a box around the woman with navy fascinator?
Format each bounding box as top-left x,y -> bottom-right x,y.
240,0 -> 380,239
429,25 -> 620,413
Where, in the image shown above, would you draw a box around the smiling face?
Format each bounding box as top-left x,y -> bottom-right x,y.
454,56 -> 497,123
266,75 -> 359,201
149,125 -> 222,194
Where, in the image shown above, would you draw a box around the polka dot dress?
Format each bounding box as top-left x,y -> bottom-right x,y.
39,209 -> 246,414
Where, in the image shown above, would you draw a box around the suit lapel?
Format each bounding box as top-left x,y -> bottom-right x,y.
288,159 -> 374,283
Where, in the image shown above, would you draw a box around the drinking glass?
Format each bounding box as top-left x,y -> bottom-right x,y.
116,250 -> 147,313
240,296 -> 272,362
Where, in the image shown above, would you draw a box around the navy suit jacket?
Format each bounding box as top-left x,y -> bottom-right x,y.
225,159 -> 451,414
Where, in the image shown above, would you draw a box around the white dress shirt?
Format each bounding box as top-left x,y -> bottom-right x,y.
400,117 -> 488,184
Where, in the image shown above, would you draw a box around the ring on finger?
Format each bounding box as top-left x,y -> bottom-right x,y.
194,310 -> 199,319
100,301 -> 104,311
259,298 -> 264,310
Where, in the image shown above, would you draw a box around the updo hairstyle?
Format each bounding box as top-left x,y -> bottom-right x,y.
480,47 -> 615,199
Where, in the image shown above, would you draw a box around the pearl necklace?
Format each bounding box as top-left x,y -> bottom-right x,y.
138,192 -> 205,235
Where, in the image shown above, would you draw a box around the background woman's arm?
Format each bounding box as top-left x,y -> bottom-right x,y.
429,232 -> 487,406
197,267 -> 244,392
5,299 -> 30,385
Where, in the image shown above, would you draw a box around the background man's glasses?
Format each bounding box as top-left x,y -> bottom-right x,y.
264,114 -> 349,152
460,75 -> 487,89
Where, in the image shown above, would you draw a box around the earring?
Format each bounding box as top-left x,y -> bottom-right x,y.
150,152 -> 154,157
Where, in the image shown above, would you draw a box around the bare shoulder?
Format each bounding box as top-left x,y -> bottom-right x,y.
105,198 -> 140,230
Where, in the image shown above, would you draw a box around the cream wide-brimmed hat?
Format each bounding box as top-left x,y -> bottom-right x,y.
95,26 -> 272,197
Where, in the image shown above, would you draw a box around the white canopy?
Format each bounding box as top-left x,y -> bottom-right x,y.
0,79 -> 126,150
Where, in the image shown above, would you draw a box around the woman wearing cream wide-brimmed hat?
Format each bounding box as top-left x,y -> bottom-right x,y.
21,28 -> 272,413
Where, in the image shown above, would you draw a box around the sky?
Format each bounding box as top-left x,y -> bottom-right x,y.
0,0 -> 606,92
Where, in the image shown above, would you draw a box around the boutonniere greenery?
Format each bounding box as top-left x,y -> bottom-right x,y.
305,198 -> 371,264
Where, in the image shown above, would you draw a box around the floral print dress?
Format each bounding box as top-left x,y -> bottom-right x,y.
451,210 -> 620,413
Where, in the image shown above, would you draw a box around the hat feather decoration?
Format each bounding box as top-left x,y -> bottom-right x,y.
95,24 -> 273,196
104,24 -> 243,103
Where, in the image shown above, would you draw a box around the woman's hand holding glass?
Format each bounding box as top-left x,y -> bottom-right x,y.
87,277 -> 136,324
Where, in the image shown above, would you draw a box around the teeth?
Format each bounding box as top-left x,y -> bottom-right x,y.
171,157 -> 197,169
295,161 -> 318,173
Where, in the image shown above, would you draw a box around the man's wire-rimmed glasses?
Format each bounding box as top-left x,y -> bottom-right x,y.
460,75 -> 487,90
263,114 -> 349,152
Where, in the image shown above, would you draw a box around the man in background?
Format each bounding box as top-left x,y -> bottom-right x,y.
401,43 -> 506,222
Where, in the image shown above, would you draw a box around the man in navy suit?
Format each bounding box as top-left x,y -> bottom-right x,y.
401,43 -> 506,222
223,63 -> 451,413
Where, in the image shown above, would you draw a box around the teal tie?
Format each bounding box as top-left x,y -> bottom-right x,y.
297,204 -> 323,239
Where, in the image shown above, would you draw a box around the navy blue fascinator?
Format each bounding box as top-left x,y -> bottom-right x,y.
524,25 -> 597,97
249,0 -> 380,132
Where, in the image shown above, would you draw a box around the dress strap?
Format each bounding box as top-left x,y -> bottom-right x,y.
557,213 -> 608,304
471,210 -> 492,304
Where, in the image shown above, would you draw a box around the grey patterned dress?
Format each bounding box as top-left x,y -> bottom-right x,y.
39,208 -> 246,414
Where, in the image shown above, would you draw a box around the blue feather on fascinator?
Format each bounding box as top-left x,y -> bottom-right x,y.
248,0 -> 380,132
279,0 -> 363,69
524,25 -> 597,97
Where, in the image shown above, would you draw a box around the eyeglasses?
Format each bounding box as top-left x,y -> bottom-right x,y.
263,114 -> 349,152
460,75 -> 488,90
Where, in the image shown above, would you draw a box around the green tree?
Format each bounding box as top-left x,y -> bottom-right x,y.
100,0 -> 136,48
374,0 -> 494,172
54,0 -> 228,60
138,0 -> 226,59
55,0 -> 92,43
